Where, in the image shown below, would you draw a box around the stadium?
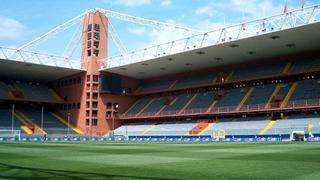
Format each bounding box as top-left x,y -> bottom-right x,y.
1,0 -> 320,179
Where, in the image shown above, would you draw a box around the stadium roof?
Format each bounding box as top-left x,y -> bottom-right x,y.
101,5 -> 320,79
101,21 -> 320,79
0,59 -> 83,82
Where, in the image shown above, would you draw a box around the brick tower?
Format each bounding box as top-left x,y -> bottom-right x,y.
79,11 -> 108,136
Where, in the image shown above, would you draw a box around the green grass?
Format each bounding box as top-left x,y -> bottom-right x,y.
0,142 -> 319,179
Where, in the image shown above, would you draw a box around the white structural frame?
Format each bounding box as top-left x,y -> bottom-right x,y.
101,4 -> 320,69
0,46 -> 81,69
11,8 -> 201,69
18,8 -> 201,51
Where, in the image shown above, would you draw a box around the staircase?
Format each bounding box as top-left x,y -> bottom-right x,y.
188,121 -> 212,135
259,120 -> 277,135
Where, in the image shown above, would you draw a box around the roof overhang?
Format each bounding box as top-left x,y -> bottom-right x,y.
0,59 -> 84,82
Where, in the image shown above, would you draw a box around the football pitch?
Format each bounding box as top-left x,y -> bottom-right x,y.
0,142 -> 319,179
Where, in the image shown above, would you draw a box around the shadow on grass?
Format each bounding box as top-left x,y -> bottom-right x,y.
0,162 -> 175,180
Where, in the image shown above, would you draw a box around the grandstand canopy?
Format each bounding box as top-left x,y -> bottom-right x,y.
0,59 -> 83,82
102,22 -> 320,79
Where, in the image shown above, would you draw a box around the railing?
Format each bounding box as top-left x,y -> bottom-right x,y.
102,5 -> 320,69
122,98 -> 320,119
0,46 -> 81,69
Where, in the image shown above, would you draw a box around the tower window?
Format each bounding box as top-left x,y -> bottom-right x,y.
92,110 -> 98,117
94,32 -> 100,40
92,93 -> 98,99
87,49 -> 91,56
93,75 -> 99,82
87,32 -> 92,40
93,41 -> 99,48
94,24 -> 100,32
93,49 -> 99,56
92,101 -> 98,108
92,119 -> 98,126
87,24 -> 92,32
87,41 -> 91,48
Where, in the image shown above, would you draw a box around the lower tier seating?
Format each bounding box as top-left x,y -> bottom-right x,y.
0,109 -> 24,132
116,118 -> 320,137
0,107 -> 75,135
19,109 -> 74,135
267,118 -> 320,135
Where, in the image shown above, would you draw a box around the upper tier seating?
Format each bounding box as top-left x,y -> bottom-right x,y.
243,84 -> 276,106
230,62 -> 286,81
125,78 -> 320,117
163,94 -> 194,113
0,82 -> 11,99
136,80 -> 174,93
126,97 -> 152,114
0,82 -> 61,102
290,58 -> 320,73
277,83 -> 292,96
212,88 -> 249,111
173,73 -> 216,89
140,97 -> 167,115
185,91 -> 216,110
17,83 -> 58,102
290,79 -> 320,101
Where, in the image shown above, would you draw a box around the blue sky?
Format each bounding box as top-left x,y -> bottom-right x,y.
0,0 -> 318,58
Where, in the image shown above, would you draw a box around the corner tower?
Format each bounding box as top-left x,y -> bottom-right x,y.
79,11 -> 108,136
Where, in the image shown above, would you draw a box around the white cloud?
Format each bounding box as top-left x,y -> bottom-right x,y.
195,0 -> 286,21
161,0 -> 171,6
195,5 -> 215,17
0,16 -> 25,40
103,0 -> 151,7
128,27 -> 146,35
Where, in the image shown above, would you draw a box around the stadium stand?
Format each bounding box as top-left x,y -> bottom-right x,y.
1,5 -> 320,140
